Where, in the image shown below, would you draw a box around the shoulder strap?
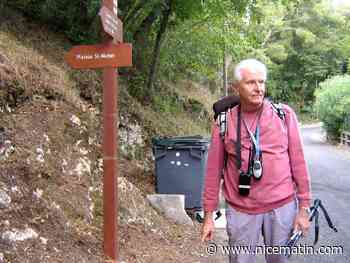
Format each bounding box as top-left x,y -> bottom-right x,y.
270,102 -> 285,121
218,111 -> 228,139
218,101 -> 285,141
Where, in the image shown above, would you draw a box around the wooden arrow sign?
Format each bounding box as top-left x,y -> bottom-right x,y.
99,6 -> 123,42
64,43 -> 132,69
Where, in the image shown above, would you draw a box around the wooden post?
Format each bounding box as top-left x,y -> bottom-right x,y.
65,0 -> 132,261
102,1 -> 119,261
102,66 -> 118,261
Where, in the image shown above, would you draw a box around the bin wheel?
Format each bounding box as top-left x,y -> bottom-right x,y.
195,210 -> 222,223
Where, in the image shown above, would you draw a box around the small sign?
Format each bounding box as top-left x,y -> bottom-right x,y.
99,6 -> 123,42
64,43 -> 132,69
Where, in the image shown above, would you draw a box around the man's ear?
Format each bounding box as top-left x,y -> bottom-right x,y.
232,82 -> 239,95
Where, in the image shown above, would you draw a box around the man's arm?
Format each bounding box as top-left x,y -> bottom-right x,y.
201,122 -> 224,241
285,106 -> 312,234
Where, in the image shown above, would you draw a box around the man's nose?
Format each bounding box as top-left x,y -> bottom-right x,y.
253,81 -> 264,90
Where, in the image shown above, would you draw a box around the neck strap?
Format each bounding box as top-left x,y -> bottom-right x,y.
236,105 -> 242,170
236,104 -> 264,170
241,106 -> 264,159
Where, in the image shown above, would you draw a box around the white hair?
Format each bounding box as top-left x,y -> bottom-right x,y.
233,59 -> 267,83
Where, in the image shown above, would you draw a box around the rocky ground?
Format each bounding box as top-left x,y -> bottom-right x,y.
0,101 -> 218,261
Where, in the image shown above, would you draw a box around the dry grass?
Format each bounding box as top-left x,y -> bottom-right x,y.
0,14 -> 96,111
0,9 -> 213,138
172,79 -> 220,114
141,104 -> 210,137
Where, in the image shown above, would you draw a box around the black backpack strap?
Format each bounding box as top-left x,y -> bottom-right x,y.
217,110 -> 229,172
217,111 -> 227,139
270,102 -> 285,121
236,105 -> 242,170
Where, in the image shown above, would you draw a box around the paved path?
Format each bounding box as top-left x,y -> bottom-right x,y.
201,125 -> 349,262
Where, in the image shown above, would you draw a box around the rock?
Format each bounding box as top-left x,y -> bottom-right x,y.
147,194 -> 193,226
36,147 -> 45,163
72,157 -> 91,178
33,188 -> 44,199
1,228 -> 38,245
119,118 -> 145,159
40,237 -> 48,245
70,114 -> 81,126
0,189 -> 11,209
118,177 -> 164,229
0,140 -> 15,160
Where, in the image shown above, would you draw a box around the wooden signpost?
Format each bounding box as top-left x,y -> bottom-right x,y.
65,43 -> 132,69
65,0 -> 131,261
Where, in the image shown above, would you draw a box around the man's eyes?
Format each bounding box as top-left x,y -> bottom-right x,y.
246,80 -> 265,85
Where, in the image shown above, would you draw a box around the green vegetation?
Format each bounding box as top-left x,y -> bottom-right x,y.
3,0 -> 350,138
314,75 -> 350,139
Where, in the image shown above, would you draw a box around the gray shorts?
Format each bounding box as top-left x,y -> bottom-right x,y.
226,200 -> 297,263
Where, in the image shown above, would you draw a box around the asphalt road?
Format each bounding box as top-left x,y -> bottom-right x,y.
202,124 -> 349,262
290,125 -> 350,262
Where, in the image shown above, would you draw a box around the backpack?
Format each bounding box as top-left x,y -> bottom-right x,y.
213,95 -> 286,139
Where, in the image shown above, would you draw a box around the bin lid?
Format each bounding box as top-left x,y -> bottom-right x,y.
152,135 -> 210,147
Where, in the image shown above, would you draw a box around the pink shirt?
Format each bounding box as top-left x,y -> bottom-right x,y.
203,101 -> 311,214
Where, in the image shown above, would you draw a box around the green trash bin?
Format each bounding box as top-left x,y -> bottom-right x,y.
152,136 -> 210,209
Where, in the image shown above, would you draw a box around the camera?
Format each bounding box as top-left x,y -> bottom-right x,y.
238,171 -> 251,196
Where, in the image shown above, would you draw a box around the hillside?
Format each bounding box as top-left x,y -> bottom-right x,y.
0,7 -> 219,263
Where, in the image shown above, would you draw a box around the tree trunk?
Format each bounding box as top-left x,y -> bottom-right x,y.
223,46 -> 228,96
133,9 -> 158,73
146,0 -> 173,101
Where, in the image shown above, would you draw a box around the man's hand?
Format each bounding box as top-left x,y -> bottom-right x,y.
293,207 -> 310,235
201,212 -> 215,242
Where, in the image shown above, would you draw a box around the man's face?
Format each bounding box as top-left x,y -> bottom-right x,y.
235,68 -> 265,107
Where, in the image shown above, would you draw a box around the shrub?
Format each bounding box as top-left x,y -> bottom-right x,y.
314,75 -> 350,140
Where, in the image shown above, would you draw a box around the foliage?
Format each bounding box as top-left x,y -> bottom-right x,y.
4,0 -> 350,114
314,75 -> 350,139
252,0 -> 350,109
3,0 -> 101,43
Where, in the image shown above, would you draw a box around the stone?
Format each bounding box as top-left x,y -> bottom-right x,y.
147,194 -> 193,226
118,177 -> 160,228
1,228 -> 38,245
0,189 -> 11,209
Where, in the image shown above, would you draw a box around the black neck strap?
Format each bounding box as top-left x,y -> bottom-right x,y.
236,104 -> 264,172
236,105 -> 242,170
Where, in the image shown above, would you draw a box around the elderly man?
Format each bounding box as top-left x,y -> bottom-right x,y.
201,59 -> 311,263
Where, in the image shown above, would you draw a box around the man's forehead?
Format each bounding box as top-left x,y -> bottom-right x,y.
240,68 -> 265,79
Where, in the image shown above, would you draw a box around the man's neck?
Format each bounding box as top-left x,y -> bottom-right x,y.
241,101 -> 264,113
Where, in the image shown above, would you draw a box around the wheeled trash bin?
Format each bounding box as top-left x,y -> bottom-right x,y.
152,136 -> 210,209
